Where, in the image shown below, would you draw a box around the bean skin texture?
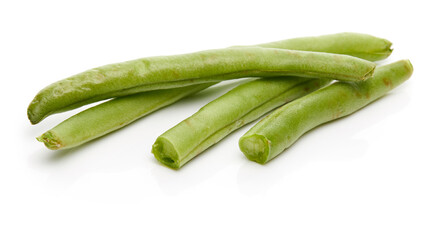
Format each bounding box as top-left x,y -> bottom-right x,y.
251,32 -> 393,61
28,32 -> 390,124
27,47 -> 375,124
239,60 -> 413,164
37,83 -> 215,150
151,77 -> 330,169
36,33 -> 391,151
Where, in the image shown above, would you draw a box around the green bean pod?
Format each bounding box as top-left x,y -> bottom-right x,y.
28,47 -> 375,124
152,77 -> 330,169
36,33 -> 391,150
239,60 -> 413,164
252,32 -> 393,61
37,83 -> 215,150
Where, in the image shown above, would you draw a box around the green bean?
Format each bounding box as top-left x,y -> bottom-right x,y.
151,77 -> 330,169
29,32 -> 389,124
251,32 -> 393,61
28,47 -> 375,124
239,60 -> 413,164
37,83 -> 215,150
36,33 -> 391,150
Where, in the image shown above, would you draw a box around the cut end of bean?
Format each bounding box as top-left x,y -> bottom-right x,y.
239,134 -> 271,164
151,137 -> 181,169
36,131 -> 63,150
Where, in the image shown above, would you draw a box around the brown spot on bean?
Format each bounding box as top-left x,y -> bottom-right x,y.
383,78 -> 393,88
332,110 -> 344,119
184,119 -> 192,127
171,70 -> 180,78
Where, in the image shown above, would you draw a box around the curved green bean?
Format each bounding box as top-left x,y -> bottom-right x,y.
28,47 -> 375,124
36,83 -> 215,150
239,60 -> 413,164
152,77 -> 330,169
251,32 -> 393,61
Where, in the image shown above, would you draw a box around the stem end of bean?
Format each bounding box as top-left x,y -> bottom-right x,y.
385,39 -> 393,56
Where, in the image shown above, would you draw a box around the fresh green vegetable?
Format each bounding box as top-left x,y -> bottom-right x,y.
239,60 -> 413,164
28,47 -> 375,124
36,83 -> 215,150
251,32 -> 392,61
152,77 -> 330,169
36,32 -> 391,150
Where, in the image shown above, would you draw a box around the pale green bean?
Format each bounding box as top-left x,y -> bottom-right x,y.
28,47 -> 375,124
251,32 -> 392,61
36,33 -> 392,150
239,60 -> 413,164
37,83 -> 215,150
152,77 -> 330,169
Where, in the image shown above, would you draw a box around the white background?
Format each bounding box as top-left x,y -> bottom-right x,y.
1,0 -> 443,239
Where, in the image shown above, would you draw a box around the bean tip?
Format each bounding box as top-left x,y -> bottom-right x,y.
404,59 -> 414,74
27,108 -> 39,125
362,64 -> 377,81
37,131 -> 63,150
